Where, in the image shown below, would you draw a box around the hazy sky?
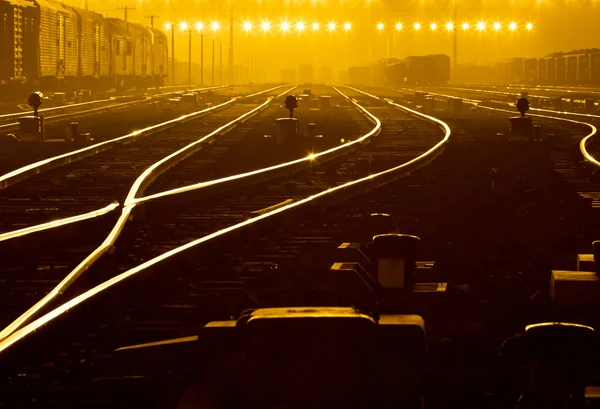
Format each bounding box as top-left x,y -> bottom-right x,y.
76,0 -> 600,73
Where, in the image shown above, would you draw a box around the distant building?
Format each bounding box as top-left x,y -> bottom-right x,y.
299,64 -> 314,83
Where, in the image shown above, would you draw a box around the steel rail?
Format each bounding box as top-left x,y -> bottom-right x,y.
0,85 -> 294,342
0,85 -> 451,354
0,85 -> 283,190
392,86 -> 600,168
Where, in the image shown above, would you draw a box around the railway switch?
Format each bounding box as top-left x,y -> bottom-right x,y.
52,92 -> 66,106
371,233 -> 420,289
319,95 -> 331,110
275,118 -> 299,145
19,117 -> 45,141
68,122 -> 80,141
510,98 -> 534,141
307,122 -> 316,138
552,241 -> 600,308
368,212 -> 394,239
119,308 -> 426,409
500,322 -> 597,409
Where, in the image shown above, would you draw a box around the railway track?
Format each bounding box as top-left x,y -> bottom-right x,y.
0,85 -> 230,131
3,85 -> 600,409
0,84 -> 380,342
0,85 -> 247,176
0,84 -> 304,333
0,85 -> 451,408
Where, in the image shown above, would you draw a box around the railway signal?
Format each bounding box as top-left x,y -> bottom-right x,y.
27,92 -> 43,116
285,95 -> 298,118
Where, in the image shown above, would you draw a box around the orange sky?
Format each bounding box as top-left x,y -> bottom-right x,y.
73,0 -> 600,76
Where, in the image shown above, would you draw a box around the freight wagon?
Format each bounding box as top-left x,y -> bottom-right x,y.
0,0 -> 168,99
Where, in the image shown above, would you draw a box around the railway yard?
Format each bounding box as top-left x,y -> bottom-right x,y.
0,81 -> 600,408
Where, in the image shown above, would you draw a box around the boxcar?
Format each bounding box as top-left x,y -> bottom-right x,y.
36,0 -> 78,87
0,0 -> 38,89
429,54 -> 451,85
127,22 -> 150,82
405,56 -> 435,85
106,18 -> 133,88
69,6 -> 109,90
348,66 -> 371,86
591,53 -> 600,85
524,58 -> 538,83
148,26 -> 167,86
565,55 -> 578,83
386,60 -> 406,86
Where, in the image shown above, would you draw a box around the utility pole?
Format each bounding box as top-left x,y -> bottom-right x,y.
453,0 -> 458,76
145,15 -> 159,28
117,6 -> 135,22
229,0 -> 234,84
200,33 -> 204,85
212,39 -> 215,85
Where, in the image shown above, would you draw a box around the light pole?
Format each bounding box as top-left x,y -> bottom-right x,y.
220,41 -> 223,85
210,22 -> 220,85
196,22 -> 204,85
453,0 -> 458,75
165,23 -> 175,85
180,22 -> 191,86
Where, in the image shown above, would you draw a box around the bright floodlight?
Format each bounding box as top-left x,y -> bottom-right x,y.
312,22 -> 320,31
395,22 -> 403,31
461,22 -> 470,30
413,22 -> 421,30
476,21 -> 486,31
211,21 -> 220,31
377,22 -> 384,31
196,22 -> 204,31
508,21 -> 517,31
344,22 -> 352,31
430,22 -> 437,31
180,22 -> 188,30
261,21 -> 271,32
493,22 -> 501,31
526,22 -> 533,30
165,22 -> 172,30
445,21 -> 454,31
328,21 -> 336,31
280,21 -> 290,32
243,21 -> 252,32
296,21 -> 305,32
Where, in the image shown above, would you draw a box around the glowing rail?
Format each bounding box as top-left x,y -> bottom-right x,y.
0,202 -> 119,243
131,86 -> 381,204
0,85 -> 451,355
393,86 -> 600,168
0,85 -> 293,338
0,84 -> 292,342
0,85 -> 281,190
0,85 -> 228,123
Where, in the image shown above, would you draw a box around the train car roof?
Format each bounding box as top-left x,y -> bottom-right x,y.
105,18 -> 133,38
147,26 -> 167,37
2,0 -> 36,7
69,5 -> 104,23
35,0 -> 77,16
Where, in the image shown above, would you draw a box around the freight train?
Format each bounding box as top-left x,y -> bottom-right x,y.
0,0 -> 168,97
347,55 -> 451,87
454,49 -> 600,86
